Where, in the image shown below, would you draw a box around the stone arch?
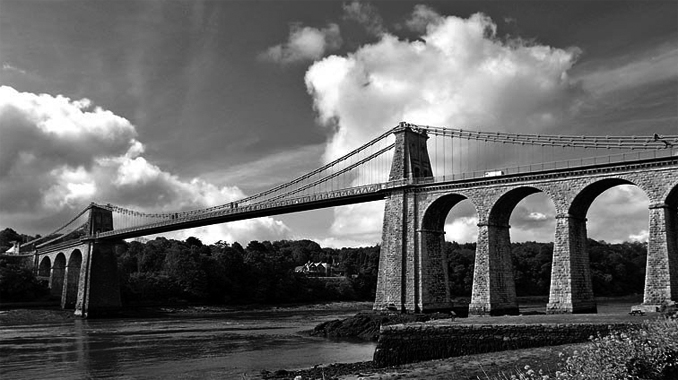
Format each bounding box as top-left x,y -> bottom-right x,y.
419,193 -> 475,312
38,256 -> 51,277
421,193 -> 471,231
470,186 -> 552,316
548,178 -> 644,314
50,253 -> 66,297
488,187 -> 544,226
568,178 -> 635,218
62,250 -> 83,309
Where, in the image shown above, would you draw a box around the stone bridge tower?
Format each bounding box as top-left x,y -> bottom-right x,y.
374,123 -> 451,313
73,204 -> 122,317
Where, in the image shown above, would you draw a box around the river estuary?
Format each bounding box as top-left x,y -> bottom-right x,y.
0,305 -> 377,379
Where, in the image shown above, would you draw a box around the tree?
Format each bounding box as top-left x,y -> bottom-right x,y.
163,242 -> 208,300
0,228 -> 22,252
185,236 -> 203,247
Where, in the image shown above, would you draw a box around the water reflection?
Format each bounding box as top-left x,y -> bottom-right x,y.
0,310 -> 376,379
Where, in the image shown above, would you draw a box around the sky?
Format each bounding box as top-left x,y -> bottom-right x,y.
0,0 -> 676,247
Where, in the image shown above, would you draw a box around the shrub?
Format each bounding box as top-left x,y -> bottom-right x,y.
484,319 -> 678,380
556,319 -> 678,380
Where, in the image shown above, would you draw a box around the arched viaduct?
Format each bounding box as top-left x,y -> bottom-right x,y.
375,128 -> 678,315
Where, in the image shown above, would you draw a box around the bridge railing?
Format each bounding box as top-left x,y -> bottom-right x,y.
422,149 -> 675,183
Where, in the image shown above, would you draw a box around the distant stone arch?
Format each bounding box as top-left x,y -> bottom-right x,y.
62,249 -> 82,309
38,256 -> 51,278
50,253 -> 66,297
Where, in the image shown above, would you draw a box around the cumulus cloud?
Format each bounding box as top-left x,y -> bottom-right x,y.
0,86 -> 290,243
260,23 -> 342,64
342,1 -> 385,37
306,12 -> 582,162
445,216 -> 479,243
161,218 -> 291,245
305,10 -> 583,244
527,212 -> 548,221
404,5 -> 443,34
329,202 -> 384,244
629,230 -> 649,243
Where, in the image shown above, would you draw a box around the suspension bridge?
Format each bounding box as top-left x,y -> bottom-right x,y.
15,122 -> 678,317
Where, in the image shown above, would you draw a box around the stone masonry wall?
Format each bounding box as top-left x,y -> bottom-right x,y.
373,321 -> 634,367
643,204 -> 678,309
75,242 -> 122,317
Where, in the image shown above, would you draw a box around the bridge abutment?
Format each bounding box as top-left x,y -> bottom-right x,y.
640,203 -> 678,311
74,205 -> 121,317
547,214 -> 596,314
469,223 -> 518,316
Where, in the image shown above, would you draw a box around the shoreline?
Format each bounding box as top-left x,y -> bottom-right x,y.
0,301 -> 374,326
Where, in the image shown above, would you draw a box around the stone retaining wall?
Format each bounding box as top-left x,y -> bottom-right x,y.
373,321 -> 634,367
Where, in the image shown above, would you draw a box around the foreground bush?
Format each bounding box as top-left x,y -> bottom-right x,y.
491,319 -> 678,380
556,319 -> 678,379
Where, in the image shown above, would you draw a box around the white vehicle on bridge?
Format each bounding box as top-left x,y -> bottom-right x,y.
484,170 -> 504,177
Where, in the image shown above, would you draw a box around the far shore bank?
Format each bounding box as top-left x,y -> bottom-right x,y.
0,300 -> 374,325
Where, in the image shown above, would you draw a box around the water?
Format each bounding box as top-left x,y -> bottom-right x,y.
0,307 -> 376,379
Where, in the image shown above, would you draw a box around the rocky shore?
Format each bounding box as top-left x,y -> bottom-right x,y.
309,311 -> 455,341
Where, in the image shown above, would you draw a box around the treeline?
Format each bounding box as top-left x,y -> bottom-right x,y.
115,237 -> 380,305
1,224 -> 648,304
0,256 -> 50,302
115,237 -> 646,306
